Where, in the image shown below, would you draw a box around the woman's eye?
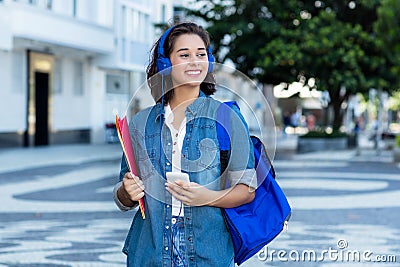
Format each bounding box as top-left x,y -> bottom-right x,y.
197,53 -> 207,57
180,54 -> 189,58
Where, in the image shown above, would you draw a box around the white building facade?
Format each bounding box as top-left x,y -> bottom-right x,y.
0,0 -> 173,147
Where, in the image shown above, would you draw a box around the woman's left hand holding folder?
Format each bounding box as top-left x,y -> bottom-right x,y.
117,172 -> 145,208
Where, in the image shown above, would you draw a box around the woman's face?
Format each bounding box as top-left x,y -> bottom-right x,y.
169,34 -> 209,89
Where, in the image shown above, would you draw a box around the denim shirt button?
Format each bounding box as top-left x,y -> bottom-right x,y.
188,237 -> 192,242
165,225 -> 169,230
190,257 -> 194,262
165,246 -> 169,251
186,217 -> 190,221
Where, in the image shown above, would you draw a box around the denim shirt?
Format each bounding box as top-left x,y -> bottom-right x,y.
118,92 -> 256,267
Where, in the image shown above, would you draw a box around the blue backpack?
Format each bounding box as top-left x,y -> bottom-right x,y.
217,101 -> 292,265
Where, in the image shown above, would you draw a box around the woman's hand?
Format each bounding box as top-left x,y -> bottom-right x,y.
166,180 -> 255,208
166,181 -> 216,207
117,172 -> 145,207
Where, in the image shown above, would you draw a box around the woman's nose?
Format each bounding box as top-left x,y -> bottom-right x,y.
188,54 -> 200,65
188,54 -> 196,62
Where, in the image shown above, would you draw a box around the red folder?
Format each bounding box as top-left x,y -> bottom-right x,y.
115,115 -> 146,219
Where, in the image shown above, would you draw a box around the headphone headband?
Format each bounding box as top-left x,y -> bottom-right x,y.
156,25 -> 215,75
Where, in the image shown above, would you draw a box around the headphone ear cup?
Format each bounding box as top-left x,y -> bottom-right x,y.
207,46 -> 215,73
156,56 -> 172,75
156,26 -> 176,75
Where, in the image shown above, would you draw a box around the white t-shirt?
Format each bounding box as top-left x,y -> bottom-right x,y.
164,104 -> 187,216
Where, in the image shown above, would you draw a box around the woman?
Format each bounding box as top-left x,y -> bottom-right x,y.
113,22 -> 256,267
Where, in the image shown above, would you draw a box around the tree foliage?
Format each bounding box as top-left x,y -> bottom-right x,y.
185,0 -> 400,130
374,0 -> 400,92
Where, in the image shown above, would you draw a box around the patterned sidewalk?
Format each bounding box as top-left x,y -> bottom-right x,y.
0,141 -> 399,266
0,152 -> 132,267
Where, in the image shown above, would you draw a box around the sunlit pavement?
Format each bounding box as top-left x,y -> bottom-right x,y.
243,134 -> 400,267
0,135 -> 399,266
0,144 -> 131,267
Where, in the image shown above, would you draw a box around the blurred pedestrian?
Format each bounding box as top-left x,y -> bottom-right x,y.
354,117 -> 361,155
306,114 -> 316,131
290,110 -> 300,133
369,119 -> 379,149
282,111 -> 290,135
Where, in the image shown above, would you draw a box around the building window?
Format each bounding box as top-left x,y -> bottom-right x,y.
120,5 -> 150,43
106,74 -> 127,94
12,52 -> 24,93
119,4 -> 151,65
161,4 -> 166,22
120,38 -> 127,62
53,58 -> 62,94
73,61 -> 83,96
72,0 -> 77,17
14,0 -> 52,9
121,6 -> 127,35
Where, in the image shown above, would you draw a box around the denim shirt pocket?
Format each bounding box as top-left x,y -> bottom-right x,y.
196,138 -> 220,170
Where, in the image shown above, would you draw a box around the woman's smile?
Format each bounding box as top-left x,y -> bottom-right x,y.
185,69 -> 202,76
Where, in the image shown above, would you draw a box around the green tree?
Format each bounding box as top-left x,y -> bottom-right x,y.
374,0 -> 400,92
388,91 -> 400,111
291,11 -> 373,130
187,0 -> 318,84
186,0 -> 400,130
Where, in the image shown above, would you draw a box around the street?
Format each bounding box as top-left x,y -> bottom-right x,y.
0,138 -> 399,267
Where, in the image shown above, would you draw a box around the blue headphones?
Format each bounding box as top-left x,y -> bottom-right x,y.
156,25 -> 215,75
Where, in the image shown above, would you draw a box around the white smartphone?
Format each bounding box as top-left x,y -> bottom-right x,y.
166,172 -> 190,185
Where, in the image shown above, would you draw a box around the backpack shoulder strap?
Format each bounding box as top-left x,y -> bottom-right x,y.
217,101 -> 240,183
216,101 -> 238,150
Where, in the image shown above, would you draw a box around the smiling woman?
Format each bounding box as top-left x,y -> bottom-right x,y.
112,22 -> 256,267
169,34 -> 209,93
147,23 -> 216,106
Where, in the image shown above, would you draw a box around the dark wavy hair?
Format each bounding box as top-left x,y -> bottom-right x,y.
147,22 -> 216,104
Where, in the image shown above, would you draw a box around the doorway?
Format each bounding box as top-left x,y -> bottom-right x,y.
25,51 -> 53,147
34,71 -> 49,146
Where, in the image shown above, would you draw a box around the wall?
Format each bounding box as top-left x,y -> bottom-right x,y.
0,50 -> 26,133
